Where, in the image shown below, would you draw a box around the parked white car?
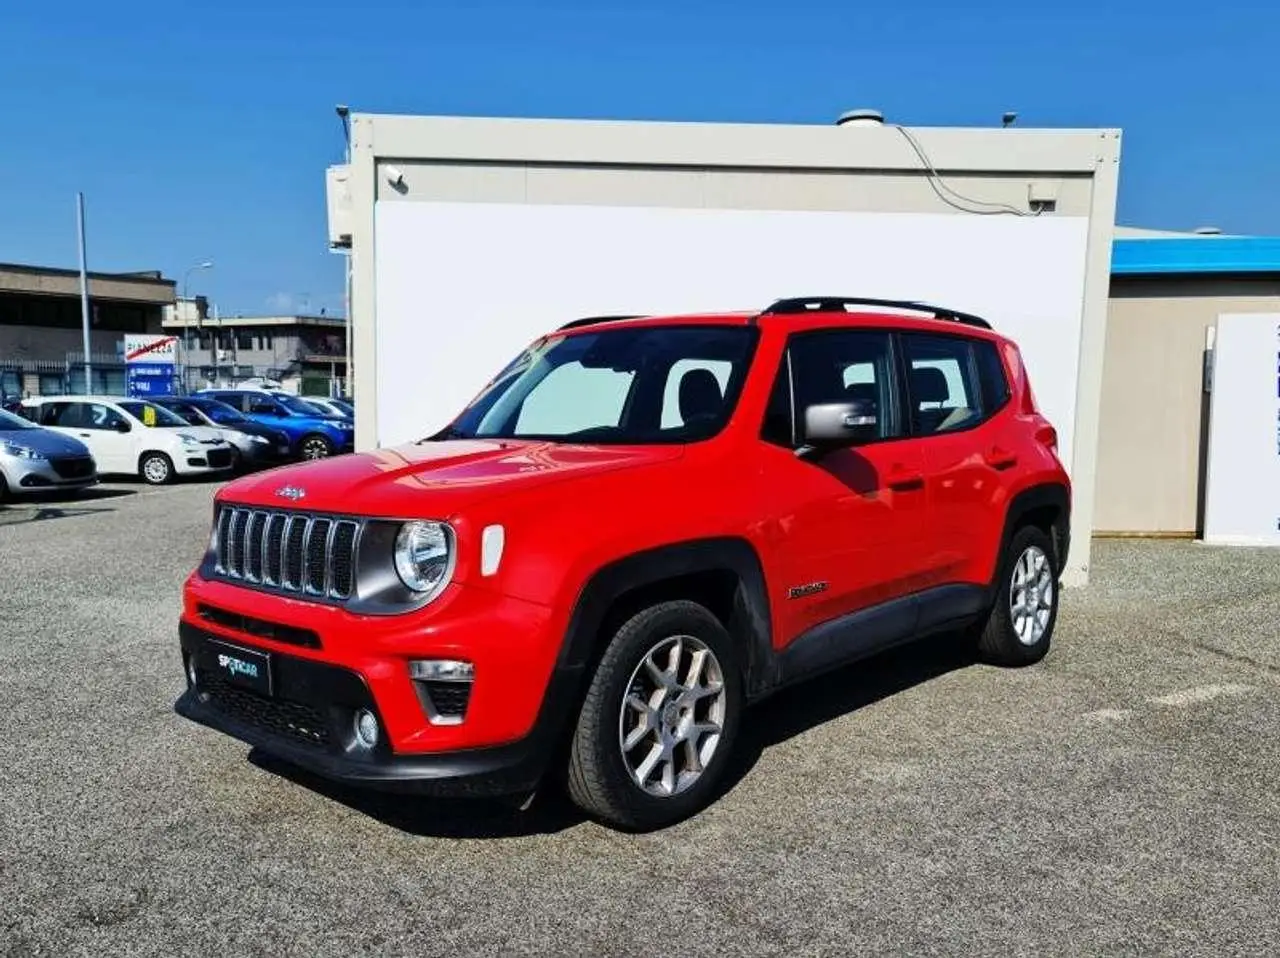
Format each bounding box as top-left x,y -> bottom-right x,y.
21,396 -> 236,485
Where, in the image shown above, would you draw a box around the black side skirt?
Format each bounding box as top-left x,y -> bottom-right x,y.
772,584 -> 988,691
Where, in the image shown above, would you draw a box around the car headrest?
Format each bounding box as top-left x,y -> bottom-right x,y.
843,381 -> 878,406
679,368 -> 724,422
911,366 -> 950,404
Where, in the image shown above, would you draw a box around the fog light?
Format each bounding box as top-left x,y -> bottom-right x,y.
409,659 -> 474,682
354,709 -> 379,749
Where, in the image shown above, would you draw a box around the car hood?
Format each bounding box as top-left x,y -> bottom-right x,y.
222,421 -> 281,440
0,427 -> 90,458
220,439 -> 684,516
165,425 -> 227,443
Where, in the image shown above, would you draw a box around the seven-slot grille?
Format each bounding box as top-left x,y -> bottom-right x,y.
215,506 -> 360,599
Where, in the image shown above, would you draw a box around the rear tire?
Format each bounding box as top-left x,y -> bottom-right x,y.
976,525 -> 1059,666
139,452 -> 174,485
0,471 -> 9,503
565,600 -> 742,831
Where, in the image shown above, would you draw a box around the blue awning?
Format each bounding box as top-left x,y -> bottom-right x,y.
1112,237 -> 1280,275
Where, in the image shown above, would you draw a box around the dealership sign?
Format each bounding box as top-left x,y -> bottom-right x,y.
123,334 -> 178,365
122,335 -> 178,398
1201,313 -> 1280,546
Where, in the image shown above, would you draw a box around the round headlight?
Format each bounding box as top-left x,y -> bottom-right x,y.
393,521 -> 453,595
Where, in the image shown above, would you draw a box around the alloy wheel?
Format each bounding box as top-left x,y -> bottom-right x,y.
1009,545 -> 1054,646
301,437 -> 331,460
142,455 -> 170,484
618,634 -> 727,798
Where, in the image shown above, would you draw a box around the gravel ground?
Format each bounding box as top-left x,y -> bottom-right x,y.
2,481 -> 1279,957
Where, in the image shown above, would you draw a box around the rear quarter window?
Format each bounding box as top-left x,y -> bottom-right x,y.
975,340 -> 1011,411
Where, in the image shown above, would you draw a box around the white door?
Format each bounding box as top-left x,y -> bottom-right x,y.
48,401 -> 138,475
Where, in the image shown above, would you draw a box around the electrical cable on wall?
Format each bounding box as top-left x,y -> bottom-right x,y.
892,124 -> 1040,217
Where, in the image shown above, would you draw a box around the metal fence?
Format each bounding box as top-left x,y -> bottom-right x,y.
1,357 -> 346,400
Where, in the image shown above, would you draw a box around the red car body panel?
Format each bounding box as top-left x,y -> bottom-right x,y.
175,307 -> 1070,783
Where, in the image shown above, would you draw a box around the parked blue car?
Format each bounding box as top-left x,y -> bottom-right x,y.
195,389 -> 354,460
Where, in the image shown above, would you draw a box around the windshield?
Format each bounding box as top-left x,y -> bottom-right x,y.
0,407 -> 37,430
444,324 -> 758,444
119,401 -> 189,428
195,399 -> 248,425
277,394 -> 329,416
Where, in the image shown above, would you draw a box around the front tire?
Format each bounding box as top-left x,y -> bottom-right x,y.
565,600 -> 742,831
139,452 -> 174,485
976,525 -> 1059,666
298,434 -> 333,460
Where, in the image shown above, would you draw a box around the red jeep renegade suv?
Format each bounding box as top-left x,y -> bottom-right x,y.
175,296 -> 1070,830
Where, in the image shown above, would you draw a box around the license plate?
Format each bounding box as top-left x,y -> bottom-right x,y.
206,640 -> 272,696
278,445 -> 290,454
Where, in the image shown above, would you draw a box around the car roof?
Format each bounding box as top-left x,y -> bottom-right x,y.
552,298 -> 1003,341
554,309 -> 1004,341
25,395 -> 129,404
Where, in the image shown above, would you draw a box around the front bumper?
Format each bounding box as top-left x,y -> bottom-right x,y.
234,439 -> 291,467
174,446 -> 236,475
174,621 -> 581,796
0,455 -> 98,492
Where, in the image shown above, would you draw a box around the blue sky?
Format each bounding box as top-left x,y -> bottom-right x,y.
2,0 -> 1277,316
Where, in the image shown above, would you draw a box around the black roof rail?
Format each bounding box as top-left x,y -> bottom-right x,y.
557,314 -> 645,331
759,296 -> 992,330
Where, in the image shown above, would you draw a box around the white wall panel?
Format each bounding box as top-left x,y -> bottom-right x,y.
1202,313 -> 1280,546
373,200 -> 1090,468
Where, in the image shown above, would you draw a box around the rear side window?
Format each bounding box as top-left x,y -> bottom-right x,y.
213,392 -> 247,412
50,403 -> 90,428
974,340 -> 1011,412
901,334 -> 982,435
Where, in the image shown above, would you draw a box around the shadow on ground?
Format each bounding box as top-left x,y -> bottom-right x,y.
0,486 -> 136,525
247,631 -> 976,839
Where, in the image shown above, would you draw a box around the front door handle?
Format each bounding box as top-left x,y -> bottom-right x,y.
78,432 -> 92,438
886,466 -> 924,491
984,447 -> 1018,470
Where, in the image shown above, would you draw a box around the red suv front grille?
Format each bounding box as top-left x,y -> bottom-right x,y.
214,506 -> 361,601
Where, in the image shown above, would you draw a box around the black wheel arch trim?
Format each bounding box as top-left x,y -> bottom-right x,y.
558,537 -> 777,701
996,483 -> 1071,583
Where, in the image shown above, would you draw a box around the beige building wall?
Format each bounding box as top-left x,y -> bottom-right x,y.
1096,275 -> 1280,535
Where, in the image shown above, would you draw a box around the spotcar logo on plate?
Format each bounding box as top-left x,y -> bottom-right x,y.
275,486 -> 306,501
217,653 -> 259,681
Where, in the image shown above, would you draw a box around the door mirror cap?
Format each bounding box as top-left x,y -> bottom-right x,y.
802,400 -> 878,446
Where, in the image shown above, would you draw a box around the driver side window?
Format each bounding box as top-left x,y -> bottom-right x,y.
249,396 -> 279,415
760,330 -> 899,447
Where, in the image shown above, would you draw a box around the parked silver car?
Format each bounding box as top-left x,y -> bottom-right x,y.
0,406 -> 98,500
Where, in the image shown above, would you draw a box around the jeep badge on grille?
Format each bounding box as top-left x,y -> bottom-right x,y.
275,486 -> 306,501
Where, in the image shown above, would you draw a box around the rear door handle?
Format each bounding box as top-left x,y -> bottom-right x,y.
985,447 -> 1018,470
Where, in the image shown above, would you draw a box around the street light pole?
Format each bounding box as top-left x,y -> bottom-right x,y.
76,192 -> 92,394
181,261 -> 213,391
336,104 -> 352,400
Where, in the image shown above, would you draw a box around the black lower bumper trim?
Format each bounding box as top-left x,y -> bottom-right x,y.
175,622 -> 582,798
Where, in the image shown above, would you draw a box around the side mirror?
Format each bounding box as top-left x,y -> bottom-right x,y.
113,419 -> 131,433
802,400 -> 878,447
